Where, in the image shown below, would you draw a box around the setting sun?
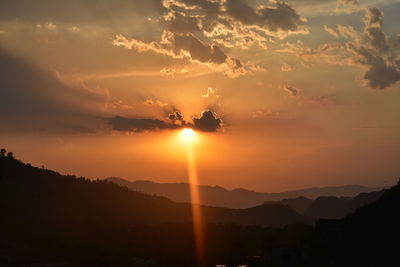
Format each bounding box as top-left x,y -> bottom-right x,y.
181,128 -> 196,143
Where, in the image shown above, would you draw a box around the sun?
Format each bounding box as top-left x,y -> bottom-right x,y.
181,128 -> 196,143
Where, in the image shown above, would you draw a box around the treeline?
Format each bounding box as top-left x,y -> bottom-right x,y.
0,153 -> 313,267
0,150 -> 399,266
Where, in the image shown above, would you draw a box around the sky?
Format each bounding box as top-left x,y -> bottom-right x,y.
1,0 -> 399,192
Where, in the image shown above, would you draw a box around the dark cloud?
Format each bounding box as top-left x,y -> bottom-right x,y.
364,7 -> 389,52
283,85 -> 300,97
0,47 -> 226,134
167,0 -> 307,32
290,0 -> 358,11
192,110 -> 223,132
291,7 -> 400,90
168,111 -> 184,123
251,1 -> 306,32
348,44 -> 400,90
106,110 -> 223,133
163,11 -> 202,33
105,116 -> 177,132
113,31 -> 250,77
1,0 -> 307,51
172,32 -> 227,64
162,0 -> 308,49
346,7 -> 400,89
0,47 -> 107,132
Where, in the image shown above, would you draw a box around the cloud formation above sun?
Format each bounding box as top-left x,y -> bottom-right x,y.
0,0 -> 400,190
106,110 -> 223,133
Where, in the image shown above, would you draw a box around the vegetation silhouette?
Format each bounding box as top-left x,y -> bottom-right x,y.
0,149 -> 399,267
263,190 -> 385,219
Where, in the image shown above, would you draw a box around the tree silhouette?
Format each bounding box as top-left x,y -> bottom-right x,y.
1,150 -> 399,267
0,148 -> 6,157
6,151 -> 13,159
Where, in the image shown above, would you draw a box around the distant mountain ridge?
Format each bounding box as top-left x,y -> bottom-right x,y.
0,156 -> 314,230
264,190 -> 385,219
1,154 -> 399,266
107,177 -> 386,209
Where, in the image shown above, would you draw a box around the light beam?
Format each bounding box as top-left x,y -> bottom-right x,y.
181,128 -> 204,263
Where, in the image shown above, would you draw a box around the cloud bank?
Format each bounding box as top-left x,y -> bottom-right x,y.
105,110 -> 223,133
113,0 -> 307,77
0,47 -> 225,134
288,7 -> 400,90
0,47 -> 108,132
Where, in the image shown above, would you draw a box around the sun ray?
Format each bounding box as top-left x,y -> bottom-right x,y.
181,128 -> 204,263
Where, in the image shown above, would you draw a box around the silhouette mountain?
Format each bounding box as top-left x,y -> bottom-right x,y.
263,190 -> 385,219
1,151 -> 399,267
107,177 -> 385,208
304,190 -> 385,219
264,196 -> 314,213
0,156 -> 313,230
308,179 -> 400,266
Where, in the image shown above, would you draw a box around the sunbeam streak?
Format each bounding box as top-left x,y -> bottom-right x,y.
181,128 -> 204,263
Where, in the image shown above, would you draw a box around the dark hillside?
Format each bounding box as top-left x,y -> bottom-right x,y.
308,180 -> 400,267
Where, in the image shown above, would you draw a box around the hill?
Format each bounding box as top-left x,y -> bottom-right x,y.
308,179 -> 400,266
0,156 -> 313,230
264,196 -> 314,214
303,190 -> 384,219
263,190 -> 385,219
107,177 -> 385,208
0,152 -> 399,266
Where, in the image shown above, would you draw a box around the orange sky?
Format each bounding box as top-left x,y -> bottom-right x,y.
0,0 -> 399,191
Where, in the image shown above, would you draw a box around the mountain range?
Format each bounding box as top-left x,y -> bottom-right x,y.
107,177 -> 386,209
1,154 -> 399,266
264,190 -> 385,219
0,156 -> 313,230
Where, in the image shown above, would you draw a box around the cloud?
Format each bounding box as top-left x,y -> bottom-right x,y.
348,7 -> 399,89
324,25 -> 339,38
250,109 -> 280,119
363,7 -> 389,52
192,110 -> 223,132
281,63 -> 292,72
105,116 -> 178,132
348,44 -> 400,90
160,67 -> 176,77
336,25 -> 359,40
105,110 -> 223,133
36,22 -> 57,30
0,47 -> 107,132
282,7 -> 400,90
144,99 -> 168,107
301,95 -> 335,106
0,39 -> 227,134
336,0 -> 358,13
224,0 -> 306,32
283,85 -> 300,97
161,0 -> 308,49
69,26 -> 80,33
202,87 -> 219,98
113,31 -> 251,78
168,111 -> 185,124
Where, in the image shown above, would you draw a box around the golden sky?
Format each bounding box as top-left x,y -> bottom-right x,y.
1,0 -> 399,191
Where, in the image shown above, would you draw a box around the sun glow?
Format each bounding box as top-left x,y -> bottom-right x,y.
181,128 -> 196,143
